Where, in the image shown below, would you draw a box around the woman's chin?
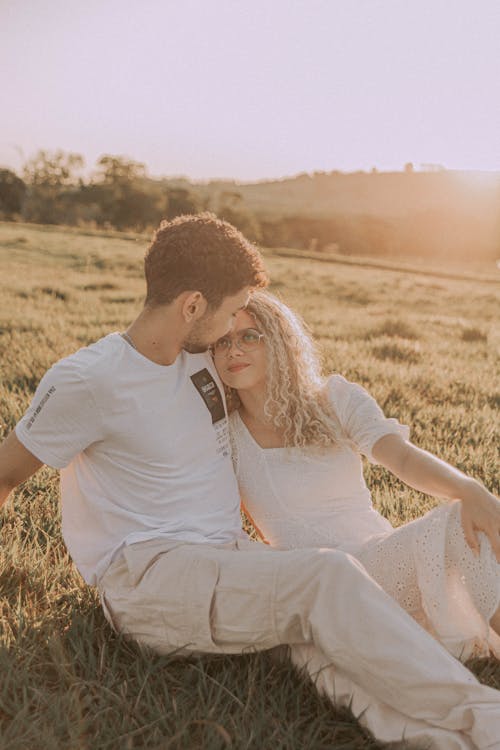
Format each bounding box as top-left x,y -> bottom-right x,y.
224,375 -> 249,390
223,372 -> 257,391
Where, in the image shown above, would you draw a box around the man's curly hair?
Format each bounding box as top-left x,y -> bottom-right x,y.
144,213 -> 268,308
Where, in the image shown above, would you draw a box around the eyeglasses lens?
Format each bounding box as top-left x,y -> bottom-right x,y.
214,329 -> 262,354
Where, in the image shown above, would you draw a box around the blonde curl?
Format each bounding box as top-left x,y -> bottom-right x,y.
225,291 -> 345,448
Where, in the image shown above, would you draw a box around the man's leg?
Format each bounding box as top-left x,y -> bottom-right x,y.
266,545 -> 500,750
99,538 -> 500,749
290,644 -> 476,750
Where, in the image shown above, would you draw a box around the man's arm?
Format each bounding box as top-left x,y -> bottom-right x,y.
0,432 -> 44,507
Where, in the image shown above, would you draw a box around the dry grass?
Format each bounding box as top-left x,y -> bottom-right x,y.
1,221 -> 499,749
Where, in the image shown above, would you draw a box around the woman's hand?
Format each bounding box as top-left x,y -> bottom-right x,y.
459,480 -> 500,561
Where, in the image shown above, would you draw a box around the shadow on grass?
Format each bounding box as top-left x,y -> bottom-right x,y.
3,595 -> 498,750
0,598 -> 385,750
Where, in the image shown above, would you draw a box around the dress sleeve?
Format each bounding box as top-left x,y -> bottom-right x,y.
327,375 -> 410,465
15,357 -> 104,469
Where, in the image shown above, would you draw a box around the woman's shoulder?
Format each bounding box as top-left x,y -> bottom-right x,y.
322,374 -> 386,431
324,373 -> 372,406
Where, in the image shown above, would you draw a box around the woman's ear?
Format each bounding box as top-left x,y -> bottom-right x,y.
180,291 -> 208,322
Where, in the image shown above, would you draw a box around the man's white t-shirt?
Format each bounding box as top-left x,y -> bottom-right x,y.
15,333 -> 242,585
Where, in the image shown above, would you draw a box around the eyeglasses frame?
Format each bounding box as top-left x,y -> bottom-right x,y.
210,327 -> 264,356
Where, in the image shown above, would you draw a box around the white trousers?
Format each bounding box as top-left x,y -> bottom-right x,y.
98,537 -> 500,749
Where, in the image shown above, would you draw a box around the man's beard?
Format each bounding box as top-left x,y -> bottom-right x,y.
182,339 -> 210,354
182,319 -> 214,354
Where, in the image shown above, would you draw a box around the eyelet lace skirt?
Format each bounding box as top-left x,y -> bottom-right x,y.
353,501 -> 500,660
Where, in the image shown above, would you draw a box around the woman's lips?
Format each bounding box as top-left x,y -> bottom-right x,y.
227,363 -> 250,373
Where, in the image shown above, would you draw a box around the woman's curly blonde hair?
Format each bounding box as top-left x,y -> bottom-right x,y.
225,290 -> 345,448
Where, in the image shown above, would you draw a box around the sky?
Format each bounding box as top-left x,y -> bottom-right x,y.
1,0 -> 500,181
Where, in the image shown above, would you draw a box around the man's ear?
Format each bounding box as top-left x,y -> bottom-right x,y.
180,291 -> 208,322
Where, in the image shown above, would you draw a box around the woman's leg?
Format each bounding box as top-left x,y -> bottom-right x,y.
490,608 -> 500,635
443,503 -> 500,652
355,502 -> 500,659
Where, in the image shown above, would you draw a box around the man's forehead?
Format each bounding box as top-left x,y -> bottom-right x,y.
228,288 -> 250,310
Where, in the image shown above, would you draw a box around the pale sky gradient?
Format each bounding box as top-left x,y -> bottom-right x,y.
2,0 -> 500,181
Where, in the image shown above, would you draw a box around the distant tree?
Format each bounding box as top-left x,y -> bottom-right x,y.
0,169 -> 27,217
259,213 -> 395,256
95,155 -> 147,184
91,155 -> 165,230
23,149 -> 84,188
404,162 -> 414,174
22,149 -> 85,224
217,191 -> 261,242
164,187 -> 202,219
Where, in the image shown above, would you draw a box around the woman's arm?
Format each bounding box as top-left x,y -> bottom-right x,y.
372,433 -> 500,560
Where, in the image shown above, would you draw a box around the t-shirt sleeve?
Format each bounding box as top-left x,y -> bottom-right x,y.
15,357 -> 104,469
327,375 -> 410,464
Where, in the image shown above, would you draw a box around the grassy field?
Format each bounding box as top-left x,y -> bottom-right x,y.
0,221 -> 499,749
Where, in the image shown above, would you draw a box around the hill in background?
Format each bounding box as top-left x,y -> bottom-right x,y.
2,155 -> 499,263
164,168 -> 500,261
196,168 -> 499,218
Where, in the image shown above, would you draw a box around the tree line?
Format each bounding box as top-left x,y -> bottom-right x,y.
1,150 -> 498,261
0,152 -> 204,231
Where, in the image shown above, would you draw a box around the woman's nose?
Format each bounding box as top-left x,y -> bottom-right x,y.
227,338 -> 243,356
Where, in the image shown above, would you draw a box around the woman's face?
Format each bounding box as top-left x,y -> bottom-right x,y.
212,310 -> 267,392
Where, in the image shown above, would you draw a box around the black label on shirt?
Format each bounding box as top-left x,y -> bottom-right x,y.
190,368 -> 226,424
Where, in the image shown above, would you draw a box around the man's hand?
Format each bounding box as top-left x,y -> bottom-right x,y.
0,431 -> 44,507
459,481 -> 500,562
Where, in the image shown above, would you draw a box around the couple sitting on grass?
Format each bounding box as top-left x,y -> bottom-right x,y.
1,213 -> 499,750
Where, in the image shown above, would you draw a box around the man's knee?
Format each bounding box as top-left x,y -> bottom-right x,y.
272,548 -> 375,644
275,547 -> 372,611
302,547 -> 369,586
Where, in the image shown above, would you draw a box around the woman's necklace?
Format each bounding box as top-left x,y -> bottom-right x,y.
121,331 -> 137,350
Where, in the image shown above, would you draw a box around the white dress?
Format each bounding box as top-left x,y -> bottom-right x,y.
230,375 -> 500,661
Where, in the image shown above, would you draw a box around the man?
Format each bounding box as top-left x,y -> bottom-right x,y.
1,213 -> 499,749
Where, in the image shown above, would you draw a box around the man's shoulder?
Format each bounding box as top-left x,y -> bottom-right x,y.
50,343 -> 216,394
48,333 -> 123,387
184,350 -> 214,368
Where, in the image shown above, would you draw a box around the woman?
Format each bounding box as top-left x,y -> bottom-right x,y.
213,290 -> 500,662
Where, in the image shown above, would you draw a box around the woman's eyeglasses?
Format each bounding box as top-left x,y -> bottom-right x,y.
211,328 -> 264,356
